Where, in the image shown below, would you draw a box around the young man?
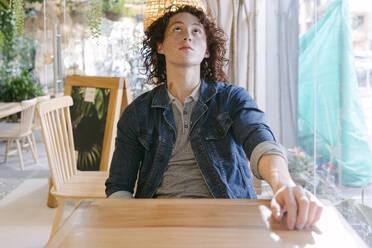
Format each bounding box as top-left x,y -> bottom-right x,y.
105,5 -> 323,230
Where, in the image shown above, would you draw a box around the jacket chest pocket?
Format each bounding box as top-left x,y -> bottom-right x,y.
204,112 -> 233,140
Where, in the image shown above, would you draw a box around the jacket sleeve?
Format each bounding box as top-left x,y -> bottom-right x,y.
229,86 -> 276,161
105,104 -> 144,197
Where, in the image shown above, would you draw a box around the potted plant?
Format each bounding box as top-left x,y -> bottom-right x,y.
103,0 -> 134,21
287,146 -> 340,201
6,0 -> 42,36
0,69 -> 44,121
87,0 -> 103,39
12,0 -> 24,36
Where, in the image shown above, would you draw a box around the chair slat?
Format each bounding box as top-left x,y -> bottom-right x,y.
19,98 -> 37,135
51,109 -> 68,183
65,106 -> 78,175
60,107 -> 74,177
46,111 -> 63,190
56,108 -> 71,180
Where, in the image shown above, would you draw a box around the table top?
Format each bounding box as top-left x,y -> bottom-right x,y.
0,102 -> 22,119
46,199 -> 367,248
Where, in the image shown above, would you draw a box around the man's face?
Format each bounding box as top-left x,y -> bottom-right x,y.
157,12 -> 210,68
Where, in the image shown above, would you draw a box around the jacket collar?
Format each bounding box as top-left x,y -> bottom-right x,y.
151,79 -> 217,109
199,79 -> 217,104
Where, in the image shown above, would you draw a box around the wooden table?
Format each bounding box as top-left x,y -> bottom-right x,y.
46,199 -> 367,248
0,102 -> 22,119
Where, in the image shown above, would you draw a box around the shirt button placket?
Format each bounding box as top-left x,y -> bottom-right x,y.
183,106 -> 188,130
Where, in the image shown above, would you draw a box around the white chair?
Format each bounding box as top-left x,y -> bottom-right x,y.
30,95 -> 51,153
37,96 -> 107,239
0,98 -> 39,170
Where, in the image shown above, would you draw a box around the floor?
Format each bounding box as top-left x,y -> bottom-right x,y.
0,132 -> 74,248
0,130 -> 371,247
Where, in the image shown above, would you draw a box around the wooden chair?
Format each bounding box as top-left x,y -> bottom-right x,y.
0,98 -> 39,170
46,76 -> 132,208
31,95 -> 51,151
37,96 -> 108,238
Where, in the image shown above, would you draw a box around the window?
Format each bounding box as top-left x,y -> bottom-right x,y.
2,0 -> 150,98
297,0 -> 372,245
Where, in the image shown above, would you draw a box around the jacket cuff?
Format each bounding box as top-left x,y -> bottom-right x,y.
108,191 -> 134,199
250,141 -> 288,180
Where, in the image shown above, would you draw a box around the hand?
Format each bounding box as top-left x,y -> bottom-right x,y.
270,185 -> 323,230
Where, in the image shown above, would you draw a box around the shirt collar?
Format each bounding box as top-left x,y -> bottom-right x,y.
151,79 -> 217,109
167,80 -> 201,103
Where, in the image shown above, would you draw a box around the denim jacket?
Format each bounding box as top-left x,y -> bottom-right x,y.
105,80 -> 276,198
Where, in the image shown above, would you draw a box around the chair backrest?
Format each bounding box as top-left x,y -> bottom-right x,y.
33,95 -> 51,129
36,95 -> 51,102
37,96 -> 77,191
19,98 -> 38,136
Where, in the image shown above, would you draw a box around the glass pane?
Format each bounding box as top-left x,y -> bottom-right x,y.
61,0 -> 149,98
1,0 -> 150,99
297,0 -> 372,245
0,7 -> 49,101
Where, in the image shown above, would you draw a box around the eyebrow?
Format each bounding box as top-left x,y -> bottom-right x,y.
168,21 -> 203,28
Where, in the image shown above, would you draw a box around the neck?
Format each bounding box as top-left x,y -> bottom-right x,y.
166,65 -> 201,104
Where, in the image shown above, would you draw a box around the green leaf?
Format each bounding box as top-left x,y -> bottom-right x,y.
94,89 -> 104,120
12,0 -> 24,36
0,69 -> 44,101
0,0 -> 9,8
87,0 -> 103,40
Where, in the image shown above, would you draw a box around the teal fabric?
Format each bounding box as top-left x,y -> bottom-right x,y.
298,0 -> 372,186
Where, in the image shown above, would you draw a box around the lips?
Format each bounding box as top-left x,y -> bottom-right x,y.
179,46 -> 193,50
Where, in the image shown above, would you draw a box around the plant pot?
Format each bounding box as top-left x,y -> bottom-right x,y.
71,11 -> 88,25
24,16 -> 38,40
104,10 -> 125,22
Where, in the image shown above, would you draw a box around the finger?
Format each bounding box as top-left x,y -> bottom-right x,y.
311,203 -> 324,225
305,190 -> 317,228
271,197 -> 285,221
271,200 -> 281,221
283,188 -> 297,230
294,186 -> 309,230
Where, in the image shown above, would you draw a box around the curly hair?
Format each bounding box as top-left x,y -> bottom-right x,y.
141,5 -> 229,85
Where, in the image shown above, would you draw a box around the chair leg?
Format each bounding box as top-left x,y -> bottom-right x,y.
21,136 -> 26,147
4,139 -> 12,163
49,199 -> 65,239
15,139 -> 24,170
47,177 -> 58,208
74,199 -> 82,209
31,132 -> 38,156
27,135 -> 39,163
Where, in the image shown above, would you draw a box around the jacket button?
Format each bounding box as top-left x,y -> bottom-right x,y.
217,128 -> 223,135
159,155 -> 164,162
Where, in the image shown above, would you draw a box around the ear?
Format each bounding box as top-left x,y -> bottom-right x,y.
157,42 -> 164,55
204,49 -> 210,58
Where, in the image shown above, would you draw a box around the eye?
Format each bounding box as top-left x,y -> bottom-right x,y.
173,26 -> 182,32
193,28 -> 202,34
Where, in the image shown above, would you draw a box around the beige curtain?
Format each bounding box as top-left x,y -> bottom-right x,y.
204,1 -> 262,194
203,0 -> 255,97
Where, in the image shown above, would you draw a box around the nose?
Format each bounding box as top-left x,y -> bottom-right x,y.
183,29 -> 192,41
